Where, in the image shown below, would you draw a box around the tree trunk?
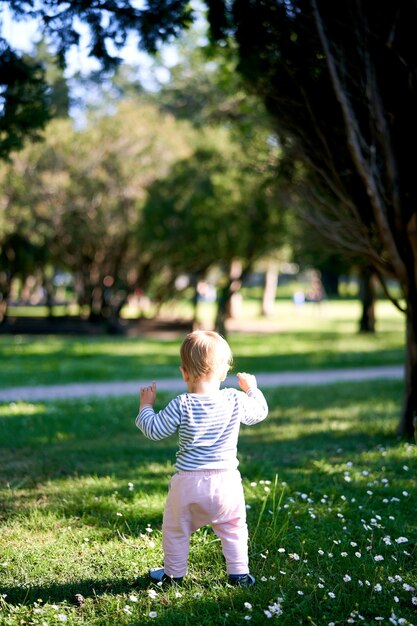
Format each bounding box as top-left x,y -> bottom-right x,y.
261,261 -> 278,317
320,270 -> 339,297
0,276 -> 11,324
358,267 -> 376,333
215,260 -> 243,336
215,283 -> 229,337
397,305 -> 417,440
0,298 -> 8,324
190,274 -> 203,330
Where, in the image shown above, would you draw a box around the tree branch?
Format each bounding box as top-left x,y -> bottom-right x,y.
311,0 -> 408,288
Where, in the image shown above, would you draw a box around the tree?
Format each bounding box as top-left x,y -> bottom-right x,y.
1,0 -> 193,159
197,0 -> 416,437
143,33 -> 287,331
0,42 -> 50,159
0,100 -> 192,326
139,127 -> 283,333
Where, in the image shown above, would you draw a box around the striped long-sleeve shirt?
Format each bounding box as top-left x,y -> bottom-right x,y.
135,387 -> 268,471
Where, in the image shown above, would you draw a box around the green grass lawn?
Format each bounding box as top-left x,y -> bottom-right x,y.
1,380 -> 416,625
1,300 -> 405,388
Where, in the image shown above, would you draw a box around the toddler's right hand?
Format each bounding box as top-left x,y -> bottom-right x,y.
237,372 -> 258,392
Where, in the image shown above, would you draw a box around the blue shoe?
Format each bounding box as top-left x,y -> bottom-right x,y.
228,573 -> 255,587
149,567 -> 183,586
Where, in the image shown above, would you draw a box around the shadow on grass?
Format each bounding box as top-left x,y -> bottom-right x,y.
0,574 -> 151,606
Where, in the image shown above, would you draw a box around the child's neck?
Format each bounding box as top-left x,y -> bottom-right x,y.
187,377 -> 221,394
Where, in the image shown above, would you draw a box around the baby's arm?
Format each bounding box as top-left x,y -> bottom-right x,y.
236,372 -> 268,425
136,384 -> 181,441
237,372 -> 258,392
139,381 -> 156,411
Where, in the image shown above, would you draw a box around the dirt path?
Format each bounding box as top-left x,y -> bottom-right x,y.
0,365 -> 403,402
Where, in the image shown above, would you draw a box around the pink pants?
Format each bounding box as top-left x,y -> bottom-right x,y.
162,469 -> 249,578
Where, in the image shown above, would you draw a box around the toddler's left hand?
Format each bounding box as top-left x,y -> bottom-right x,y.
139,381 -> 156,409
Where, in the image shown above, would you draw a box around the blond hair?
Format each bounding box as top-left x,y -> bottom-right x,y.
180,330 -> 233,380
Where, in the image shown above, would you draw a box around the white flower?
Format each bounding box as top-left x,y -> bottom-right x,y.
149,611 -> 158,618
412,597 -> 417,605
374,555 -> 384,562
355,552 -> 362,558
402,583 -> 414,591
328,592 -> 336,599
267,602 -> 283,616
148,589 -> 158,599
244,616 -> 252,621
343,575 -> 352,582
129,595 -> 138,602
261,576 -> 268,582
318,549 -> 324,555
289,553 -> 300,560
57,616 -> 68,623
395,537 -> 408,544
402,491 -> 409,496
297,591 -> 304,596
374,583 -> 382,592
194,592 -> 202,598
244,602 -> 252,610
264,610 -> 273,618
341,552 -> 348,557
116,512 -> 123,517
123,606 -> 132,614
128,482 -> 134,490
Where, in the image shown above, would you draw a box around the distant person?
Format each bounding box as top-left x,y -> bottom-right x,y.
306,273 -> 325,303
135,330 -> 268,587
293,289 -> 305,307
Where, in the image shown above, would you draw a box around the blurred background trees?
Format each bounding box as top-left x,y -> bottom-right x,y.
0,0 -> 415,435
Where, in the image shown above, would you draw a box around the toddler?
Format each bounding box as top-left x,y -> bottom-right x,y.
135,330 -> 268,586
